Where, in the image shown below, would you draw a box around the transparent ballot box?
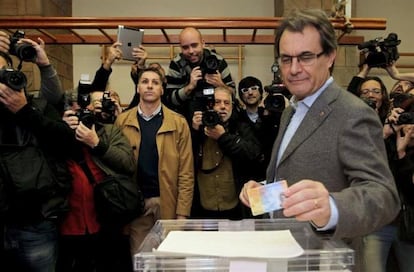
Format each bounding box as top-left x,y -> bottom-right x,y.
134,218 -> 354,272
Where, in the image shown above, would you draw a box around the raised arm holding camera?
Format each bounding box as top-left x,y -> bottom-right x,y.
0,50 -> 75,271
165,27 -> 235,122
0,30 -> 64,106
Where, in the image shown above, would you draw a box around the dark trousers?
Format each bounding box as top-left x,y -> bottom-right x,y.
57,230 -> 132,272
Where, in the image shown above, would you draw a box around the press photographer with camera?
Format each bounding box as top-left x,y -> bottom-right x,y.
347,67 -> 391,124
165,27 -> 235,122
90,90 -> 123,124
360,87 -> 414,272
237,75 -> 285,183
0,30 -> 64,107
190,86 -> 263,219
0,51 -> 75,271
59,80 -> 136,272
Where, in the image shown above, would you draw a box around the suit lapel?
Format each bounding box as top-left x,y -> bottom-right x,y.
277,83 -> 340,167
266,106 -> 295,181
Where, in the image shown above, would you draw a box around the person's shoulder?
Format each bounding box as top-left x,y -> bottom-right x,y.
162,105 -> 185,120
115,107 -> 136,124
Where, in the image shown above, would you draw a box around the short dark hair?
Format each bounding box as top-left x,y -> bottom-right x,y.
238,76 -> 263,102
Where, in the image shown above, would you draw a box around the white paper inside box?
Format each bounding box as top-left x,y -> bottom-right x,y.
134,218 -> 354,272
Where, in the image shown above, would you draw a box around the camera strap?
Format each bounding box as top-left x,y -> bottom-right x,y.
16,59 -> 23,72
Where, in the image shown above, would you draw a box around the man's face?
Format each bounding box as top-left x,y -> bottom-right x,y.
278,26 -> 336,100
241,85 -> 262,107
89,91 -> 104,112
213,89 -> 232,123
137,71 -> 163,104
391,80 -> 414,94
179,29 -> 204,64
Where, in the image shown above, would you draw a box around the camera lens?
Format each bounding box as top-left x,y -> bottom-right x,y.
397,112 -> 414,125
15,44 -> 37,62
203,55 -> 219,74
0,68 -> 27,91
202,110 -> 221,127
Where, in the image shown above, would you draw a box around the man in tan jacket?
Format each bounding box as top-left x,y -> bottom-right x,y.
115,67 -> 194,256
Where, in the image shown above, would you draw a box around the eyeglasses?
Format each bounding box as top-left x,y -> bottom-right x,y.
240,85 -> 260,93
277,51 -> 325,67
360,88 -> 382,95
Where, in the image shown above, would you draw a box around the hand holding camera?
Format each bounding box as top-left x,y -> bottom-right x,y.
0,81 -> 27,113
9,30 -> 37,63
63,109 -> 80,130
75,121 -> 100,149
19,37 -> 50,66
186,66 -> 203,94
203,122 -> 225,140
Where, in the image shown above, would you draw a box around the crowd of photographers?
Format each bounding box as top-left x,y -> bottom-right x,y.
346,35 -> 414,272
0,23 -> 413,272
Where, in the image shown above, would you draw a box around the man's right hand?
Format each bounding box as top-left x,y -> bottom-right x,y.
63,110 -> 79,130
192,111 -> 203,131
184,66 -> 203,95
103,42 -> 122,70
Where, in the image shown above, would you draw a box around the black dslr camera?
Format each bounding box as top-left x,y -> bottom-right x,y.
263,63 -> 290,112
358,33 -> 401,68
0,68 -> 27,91
75,79 -> 95,128
199,88 -> 221,127
100,90 -> 116,123
9,30 -> 37,62
391,92 -> 414,125
199,52 -> 219,76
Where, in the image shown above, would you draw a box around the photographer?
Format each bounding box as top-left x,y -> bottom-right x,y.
190,86 -> 263,219
363,94 -> 414,272
347,65 -> 390,124
0,53 -> 75,271
0,30 -> 64,107
59,85 -> 136,272
90,90 -> 123,123
165,27 -> 235,122
237,76 -> 284,181
347,61 -> 414,271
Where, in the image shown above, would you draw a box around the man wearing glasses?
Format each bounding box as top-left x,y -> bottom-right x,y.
237,76 -> 283,183
240,9 -> 399,271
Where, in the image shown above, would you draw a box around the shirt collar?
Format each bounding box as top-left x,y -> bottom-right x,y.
289,76 -> 333,110
138,104 -> 162,121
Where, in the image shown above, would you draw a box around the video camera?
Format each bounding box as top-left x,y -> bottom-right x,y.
390,92 -> 414,125
9,30 -> 37,62
75,76 -> 95,128
358,33 -> 401,68
0,68 -> 27,91
263,63 -> 290,112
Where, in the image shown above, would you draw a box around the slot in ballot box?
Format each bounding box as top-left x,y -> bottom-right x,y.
134,218 -> 354,272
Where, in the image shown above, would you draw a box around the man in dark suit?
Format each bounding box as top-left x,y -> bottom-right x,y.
239,9 -> 400,271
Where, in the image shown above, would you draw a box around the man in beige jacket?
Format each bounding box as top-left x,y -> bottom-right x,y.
115,67 -> 194,256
